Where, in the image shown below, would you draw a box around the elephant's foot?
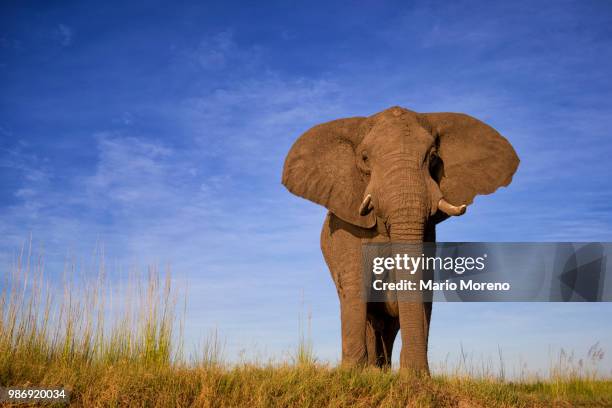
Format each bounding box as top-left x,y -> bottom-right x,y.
399,363 -> 430,378
400,342 -> 430,376
341,342 -> 368,368
340,355 -> 367,368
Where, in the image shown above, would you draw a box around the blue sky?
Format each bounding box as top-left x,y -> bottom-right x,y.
1,0 -> 612,374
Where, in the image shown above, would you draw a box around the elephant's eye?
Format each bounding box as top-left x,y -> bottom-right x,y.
358,150 -> 371,176
429,150 -> 438,164
361,150 -> 368,162
429,150 -> 443,181
429,150 -> 441,171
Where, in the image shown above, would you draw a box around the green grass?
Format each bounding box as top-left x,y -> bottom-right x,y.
1,243 -> 611,407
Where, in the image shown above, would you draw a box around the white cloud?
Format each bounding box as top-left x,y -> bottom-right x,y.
85,134 -> 175,205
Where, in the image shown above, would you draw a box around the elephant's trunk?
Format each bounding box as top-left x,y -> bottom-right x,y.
388,221 -> 430,374
388,221 -> 425,242
380,158 -> 431,374
382,174 -> 429,241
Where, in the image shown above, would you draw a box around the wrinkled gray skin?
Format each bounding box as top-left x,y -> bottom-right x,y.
282,106 -> 519,374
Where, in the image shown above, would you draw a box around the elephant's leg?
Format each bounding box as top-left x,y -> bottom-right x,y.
365,315 -> 378,366
380,317 -> 399,367
365,306 -> 399,368
321,213 -> 376,366
339,287 -> 368,365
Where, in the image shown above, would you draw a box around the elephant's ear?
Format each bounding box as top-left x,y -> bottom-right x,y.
282,117 -> 376,228
421,112 -> 519,208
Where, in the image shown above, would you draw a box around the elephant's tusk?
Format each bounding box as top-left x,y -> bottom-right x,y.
438,198 -> 467,216
359,194 -> 374,216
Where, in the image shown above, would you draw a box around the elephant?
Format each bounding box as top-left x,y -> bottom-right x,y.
282,106 -> 519,374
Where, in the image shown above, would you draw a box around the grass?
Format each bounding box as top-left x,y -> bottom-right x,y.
1,243 -> 611,407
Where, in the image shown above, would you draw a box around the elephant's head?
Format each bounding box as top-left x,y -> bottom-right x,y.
282,106 -> 519,242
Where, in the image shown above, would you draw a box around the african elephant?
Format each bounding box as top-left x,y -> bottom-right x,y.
282,106 -> 519,374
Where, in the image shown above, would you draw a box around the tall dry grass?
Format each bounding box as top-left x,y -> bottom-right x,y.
0,241 -> 181,384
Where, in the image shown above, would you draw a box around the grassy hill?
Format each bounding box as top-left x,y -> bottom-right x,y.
1,250 -> 610,407
3,357 -> 612,407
